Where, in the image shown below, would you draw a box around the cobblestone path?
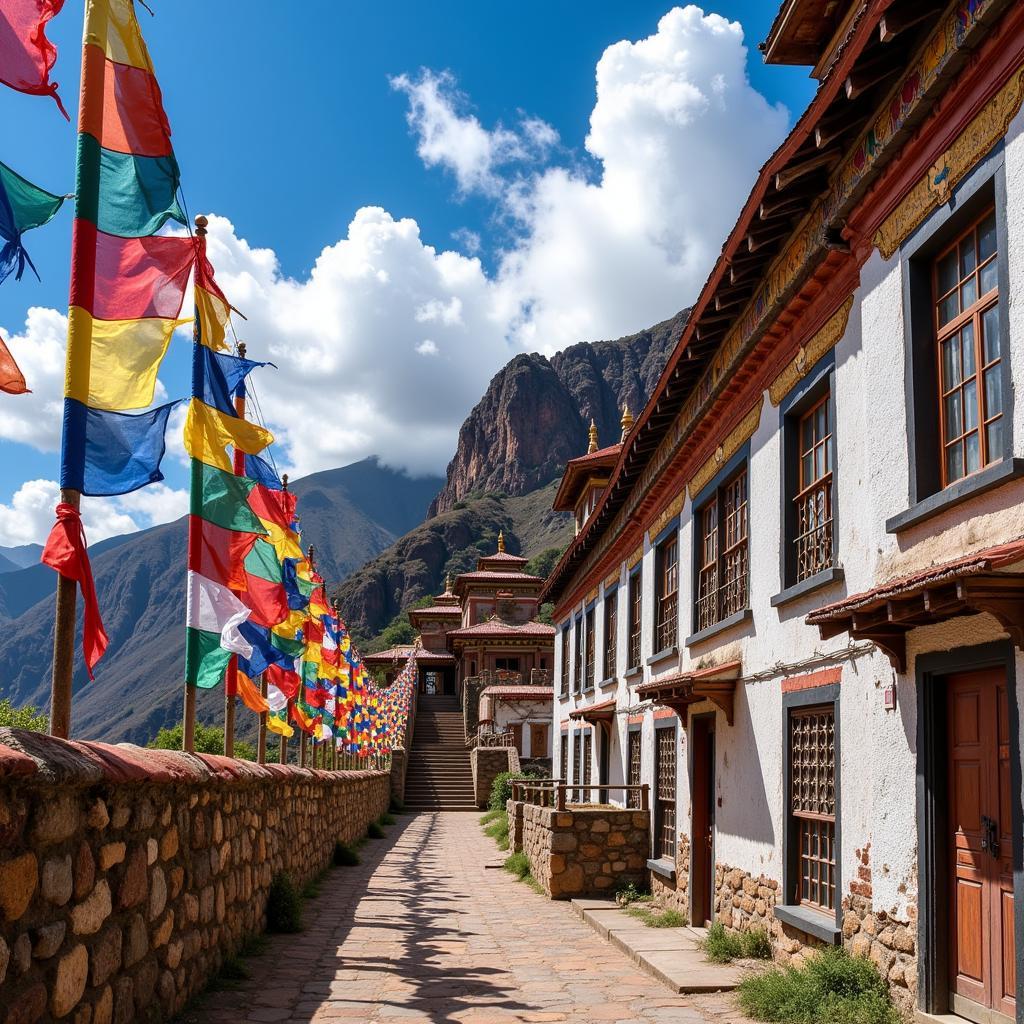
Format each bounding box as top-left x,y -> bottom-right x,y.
182,812 -> 752,1024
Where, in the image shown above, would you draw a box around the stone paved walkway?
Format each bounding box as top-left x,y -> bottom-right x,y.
181,812 -> 753,1024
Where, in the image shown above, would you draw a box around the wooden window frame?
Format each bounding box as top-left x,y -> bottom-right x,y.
795,394 -> 834,582
695,465 -> 749,633
560,732 -> 569,783
932,207 -> 1002,488
560,625 -> 570,696
627,727 -> 643,810
582,730 -> 593,798
654,723 -> 677,861
573,617 -> 583,694
655,532 -> 679,654
628,571 -> 642,669
603,589 -> 618,681
584,607 -> 596,690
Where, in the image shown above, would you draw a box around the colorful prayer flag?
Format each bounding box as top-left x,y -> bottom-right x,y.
0,160 -> 66,285
0,0 -> 68,117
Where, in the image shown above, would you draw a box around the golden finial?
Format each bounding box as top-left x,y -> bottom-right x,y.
194,214 -> 208,237
497,531 -> 506,553
587,419 -> 599,454
620,403 -> 634,442
445,573 -> 452,593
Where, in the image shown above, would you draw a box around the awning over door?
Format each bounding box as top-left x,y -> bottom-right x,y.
806,538 -> 1024,671
635,661 -> 741,725
568,697 -> 617,728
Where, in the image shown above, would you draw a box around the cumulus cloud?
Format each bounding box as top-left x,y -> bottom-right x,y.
391,69 -> 559,195
0,6 -> 790,546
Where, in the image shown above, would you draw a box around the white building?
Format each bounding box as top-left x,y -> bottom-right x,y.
543,4 -> 1024,1021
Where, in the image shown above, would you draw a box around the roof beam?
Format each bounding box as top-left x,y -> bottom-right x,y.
880,3 -> 935,43
775,150 -> 839,190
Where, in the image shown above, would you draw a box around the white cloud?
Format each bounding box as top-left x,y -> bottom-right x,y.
0,480 -> 139,547
391,70 -> 558,195
416,339 -> 439,356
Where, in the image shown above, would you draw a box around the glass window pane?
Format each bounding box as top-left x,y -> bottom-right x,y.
961,321 -> 975,377
942,335 -> 960,388
965,432 -> 980,475
961,277 -> 977,309
978,212 -> 997,262
981,305 -> 1000,364
801,451 -> 812,485
963,380 -> 978,431
986,419 -> 1002,459
946,444 -> 962,484
938,249 -> 958,295
979,258 -> 998,295
959,237 -> 977,277
939,292 -> 959,328
815,405 -> 827,437
983,366 -> 1002,418
944,393 -> 962,441
814,445 -> 825,479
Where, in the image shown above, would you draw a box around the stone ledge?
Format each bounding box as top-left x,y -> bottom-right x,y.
0,729 -> 385,788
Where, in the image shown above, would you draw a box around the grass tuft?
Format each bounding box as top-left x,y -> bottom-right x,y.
333,842 -> 360,867
737,947 -> 900,1024
266,872 -> 303,934
625,905 -> 687,928
389,796 -> 405,813
218,955 -> 250,981
237,933 -> 268,958
614,881 -> 651,907
703,922 -> 774,962
479,808 -> 503,826
366,821 -> 385,840
378,813 -> 395,826
483,814 -> 510,850
503,851 -> 530,879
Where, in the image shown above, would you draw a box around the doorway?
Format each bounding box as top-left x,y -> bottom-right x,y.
529,722 -> 548,759
690,714 -> 716,928
947,668 -> 1016,1023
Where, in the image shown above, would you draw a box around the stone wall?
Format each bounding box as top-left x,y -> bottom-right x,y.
520,803 -> 649,899
0,728 -> 390,1024
650,833 -> 690,915
470,748 -> 517,809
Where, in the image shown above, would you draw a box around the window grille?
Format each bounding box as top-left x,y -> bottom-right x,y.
795,396 -> 833,581
934,208 -> 1002,486
696,468 -> 748,632
584,609 -> 595,689
574,618 -> 583,693
656,534 -> 678,652
604,591 -> 617,680
790,707 -> 836,911
560,733 -> 568,782
627,730 -> 642,809
582,731 -> 592,800
628,573 -> 642,667
654,727 -> 677,860
560,628 -> 569,696
572,733 -> 581,795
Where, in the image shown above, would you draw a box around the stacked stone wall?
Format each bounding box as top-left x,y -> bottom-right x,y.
0,728 -> 390,1024
470,748 -> 516,809
520,803 -> 649,899
650,833 -> 690,915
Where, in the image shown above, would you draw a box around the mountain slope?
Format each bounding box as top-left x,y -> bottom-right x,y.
0,458 -> 441,743
429,307 -> 688,515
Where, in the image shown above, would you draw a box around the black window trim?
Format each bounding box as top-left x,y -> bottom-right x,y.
777,682 -> 842,944
599,583 -> 619,686
893,141 -> 1018,534
626,562 -> 644,674
573,614 -> 583,695
559,618 -> 571,697
650,717 -> 679,873
583,599 -> 597,693
650,516 -> 681,664
774,350 -> 842,604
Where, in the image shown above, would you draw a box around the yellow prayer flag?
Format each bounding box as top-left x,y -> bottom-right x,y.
195,286 -> 231,352
266,714 -> 294,738
183,399 -> 273,472
85,0 -> 153,70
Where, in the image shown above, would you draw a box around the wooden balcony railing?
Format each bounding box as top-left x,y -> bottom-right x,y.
510,780 -> 650,811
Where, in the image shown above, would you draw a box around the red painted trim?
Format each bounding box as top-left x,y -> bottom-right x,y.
628,714 -> 644,725
781,666 -> 843,693
653,708 -> 677,721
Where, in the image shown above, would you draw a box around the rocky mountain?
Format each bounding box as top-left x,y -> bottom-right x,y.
0,459 -> 441,744
429,307 -> 688,515
334,483 -> 572,642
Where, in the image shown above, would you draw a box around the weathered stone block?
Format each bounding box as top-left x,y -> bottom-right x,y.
148,866 -> 167,921
42,854 -> 73,906
90,926 -> 122,988
98,843 -> 125,871
159,827 -> 178,862
6,981 -> 47,1024
118,847 -> 147,910
52,944 -> 89,1018
32,795 -> 80,847
32,920 -> 67,959
0,852 -> 37,920
123,914 -> 147,968
73,842 -> 95,901
71,879 -> 112,936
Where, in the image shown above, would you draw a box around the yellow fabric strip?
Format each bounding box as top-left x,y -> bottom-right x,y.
195,286 -> 231,352
64,307 -> 190,410
257,518 -> 304,563
183,399 -> 274,472
266,714 -> 293,738
85,0 -> 153,71
271,610 -> 308,641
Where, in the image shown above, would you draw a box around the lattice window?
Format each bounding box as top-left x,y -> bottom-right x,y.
574,618 -> 583,693
560,628 -> 570,696
654,727 -> 677,860
696,467 -> 749,631
584,609 -> 595,689
560,733 -> 569,782
934,208 -> 1002,486
582,731 -> 593,799
604,591 -> 617,681
628,573 -> 642,668
656,534 -> 679,652
572,733 -> 581,793
627,730 -> 642,809
790,706 -> 836,911
795,396 -> 833,581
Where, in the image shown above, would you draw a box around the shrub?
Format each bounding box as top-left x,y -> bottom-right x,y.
266,873 -> 302,933
366,822 -> 385,839
504,851 -> 530,879
389,796 -> 405,813
489,767 -> 544,812
379,813 -> 395,826
703,922 -> 774,962
0,698 -> 48,732
148,721 -> 256,761
737,947 -> 900,1024
218,956 -> 249,981
614,881 -> 650,907
742,927 -> 773,960
333,842 -> 360,866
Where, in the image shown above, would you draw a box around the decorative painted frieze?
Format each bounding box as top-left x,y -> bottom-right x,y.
768,297 -> 853,406
687,398 -> 764,500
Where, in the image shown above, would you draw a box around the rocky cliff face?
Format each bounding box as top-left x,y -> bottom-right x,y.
429,308 -> 688,515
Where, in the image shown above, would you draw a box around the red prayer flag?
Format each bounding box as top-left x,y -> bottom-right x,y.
266,663 -> 299,700
41,503 -> 109,679
0,0 -> 69,118
0,334 -> 29,394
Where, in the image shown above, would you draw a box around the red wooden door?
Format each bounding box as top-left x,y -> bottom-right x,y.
948,669 -> 1015,1020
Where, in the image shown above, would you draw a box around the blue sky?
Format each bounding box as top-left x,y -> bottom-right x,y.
0,2 -> 816,545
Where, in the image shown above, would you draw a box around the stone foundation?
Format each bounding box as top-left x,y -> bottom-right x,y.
0,727 -> 390,1024
389,747 -> 408,805
715,862 -> 780,936
470,748 -> 517,809
520,803 -> 649,899
650,832 -> 690,915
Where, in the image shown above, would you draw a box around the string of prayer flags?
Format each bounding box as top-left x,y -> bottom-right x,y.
0,0 -> 69,117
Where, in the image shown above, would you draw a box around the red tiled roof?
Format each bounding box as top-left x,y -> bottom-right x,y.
361,646 -> 455,664
553,445 -> 621,511
480,551 -> 529,565
568,444 -> 621,466
446,619 -> 556,639
408,604 -> 462,617
568,697 -> 617,721
455,571 -> 542,583
806,538 -> 1024,621
481,686 -> 554,700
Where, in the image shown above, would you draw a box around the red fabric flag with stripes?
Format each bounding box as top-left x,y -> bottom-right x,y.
0,0 -> 69,118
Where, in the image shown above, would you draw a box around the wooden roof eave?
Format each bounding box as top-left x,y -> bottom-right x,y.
636,662 -> 741,725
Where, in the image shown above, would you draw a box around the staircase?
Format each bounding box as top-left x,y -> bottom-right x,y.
404,695 -> 476,811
